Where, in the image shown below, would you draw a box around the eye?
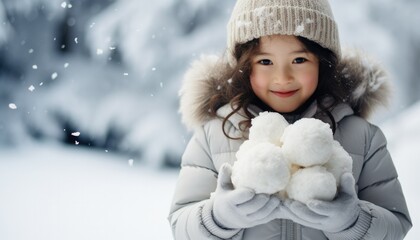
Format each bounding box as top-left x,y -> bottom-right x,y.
258,59 -> 273,65
293,57 -> 307,64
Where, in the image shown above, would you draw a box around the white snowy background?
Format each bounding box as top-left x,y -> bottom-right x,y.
0,0 -> 418,239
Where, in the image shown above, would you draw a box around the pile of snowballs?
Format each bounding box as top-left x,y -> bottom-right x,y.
231,112 -> 353,204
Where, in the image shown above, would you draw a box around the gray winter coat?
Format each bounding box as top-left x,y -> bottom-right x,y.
168,52 -> 412,239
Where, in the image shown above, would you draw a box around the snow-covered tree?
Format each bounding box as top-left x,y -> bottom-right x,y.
0,0 -> 419,167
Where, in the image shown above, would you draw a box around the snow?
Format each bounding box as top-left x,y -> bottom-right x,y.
0,0 -> 419,238
381,101 -> 420,240
0,142 -> 178,240
294,24 -> 305,34
1,101 -> 419,239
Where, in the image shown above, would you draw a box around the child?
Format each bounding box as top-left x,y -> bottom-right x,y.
168,0 -> 412,239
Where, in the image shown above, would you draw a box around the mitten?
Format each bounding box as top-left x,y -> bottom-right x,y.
212,163 -> 281,229
281,172 -> 361,233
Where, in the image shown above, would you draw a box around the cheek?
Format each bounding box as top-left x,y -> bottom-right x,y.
250,70 -> 267,90
250,72 -> 258,90
307,77 -> 318,93
300,69 -> 319,93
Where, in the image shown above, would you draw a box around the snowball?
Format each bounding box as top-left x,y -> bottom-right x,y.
249,111 -> 289,146
232,142 -> 290,194
235,140 -> 258,161
287,166 -> 337,204
281,118 -> 334,167
324,141 -> 353,186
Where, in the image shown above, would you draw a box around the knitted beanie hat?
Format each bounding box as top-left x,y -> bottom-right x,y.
226,0 -> 341,66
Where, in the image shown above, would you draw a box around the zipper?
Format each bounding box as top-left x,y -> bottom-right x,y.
280,219 -> 301,240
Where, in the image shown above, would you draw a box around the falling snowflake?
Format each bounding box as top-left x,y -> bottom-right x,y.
123,73 -> 129,76
96,49 -> 104,55
152,67 -> 156,71
160,82 -> 164,88
71,132 -> 81,137
61,2 -> 67,8
74,38 -> 78,44
227,79 -> 233,84
306,19 -> 314,24
32,65 -> 38,69
128,159 -> 134,166
254,7 -> 266,17
64,63 -> 69,68
9,103 -> 17,109
75,141 -> 80,145
295,24 -> 305,34
28,85 -> 35,92
51,72 -> 58,80
236,20 -> 252,28
28,49 -> 34,54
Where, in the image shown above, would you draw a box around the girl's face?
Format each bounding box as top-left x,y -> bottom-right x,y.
250,35 -> 319,113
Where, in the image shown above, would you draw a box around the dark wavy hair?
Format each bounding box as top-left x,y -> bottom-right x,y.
209,36 -> 343,139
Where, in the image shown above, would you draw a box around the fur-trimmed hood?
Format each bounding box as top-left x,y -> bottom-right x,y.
179,50 -> 391,130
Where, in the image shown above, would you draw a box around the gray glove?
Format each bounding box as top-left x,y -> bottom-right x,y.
281,172 -> 361,233
212,163 -> 281,229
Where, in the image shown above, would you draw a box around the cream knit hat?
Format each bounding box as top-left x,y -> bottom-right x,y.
226,0 -> 341,66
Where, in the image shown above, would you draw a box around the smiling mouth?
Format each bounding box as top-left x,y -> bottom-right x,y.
271,90 -> 298,98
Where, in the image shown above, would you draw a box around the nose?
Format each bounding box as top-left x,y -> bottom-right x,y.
272,65 -> 292,85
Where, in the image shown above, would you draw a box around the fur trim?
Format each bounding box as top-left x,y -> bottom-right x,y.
179,50 -> 391,130
178,55 -> 232,131
337,49 -> 391,119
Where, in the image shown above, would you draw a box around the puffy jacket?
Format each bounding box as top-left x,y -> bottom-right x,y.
168,52 -> 412,239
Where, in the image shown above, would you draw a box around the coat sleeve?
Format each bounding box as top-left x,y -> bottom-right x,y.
167,126 -> 244,240
326,125 -> 412,240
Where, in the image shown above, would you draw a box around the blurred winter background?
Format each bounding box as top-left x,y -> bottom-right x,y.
0,0 -> 418,239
